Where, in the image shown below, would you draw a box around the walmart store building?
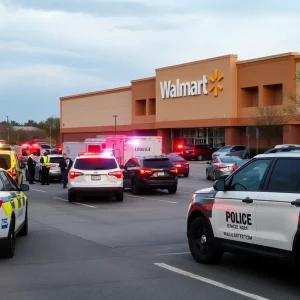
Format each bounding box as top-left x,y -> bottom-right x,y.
60,52 -> 300,153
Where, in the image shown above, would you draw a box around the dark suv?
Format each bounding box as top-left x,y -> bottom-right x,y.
122,156 -> 178,194
179,144 -> 215,161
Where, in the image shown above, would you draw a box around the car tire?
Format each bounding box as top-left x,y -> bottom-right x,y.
0,217 -> 16,258
168,186 -> 177,194
68,192 -> 76,203
197,154 -> 203,161
184,173 -> 189,178
18,205 -> 28,236
206,170 -> 210,180
132,179 -> 141,195
188,216 -> 223,264
116,192 -> 124,202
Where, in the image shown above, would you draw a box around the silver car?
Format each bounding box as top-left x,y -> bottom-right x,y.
206,156 -> 242,180
212,145 -> 250,159
25,154 -> 63,182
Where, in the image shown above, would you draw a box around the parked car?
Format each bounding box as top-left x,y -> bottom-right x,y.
25,154 -> 63,182
179,144 -> 216,161
167,155 -> 189,177
121,156 -> 178,194
274,144 -> 300,148
264,146 -> 300,154
232,158 -> 250,171
212,145 -> 250,159
206,156 -> 242,180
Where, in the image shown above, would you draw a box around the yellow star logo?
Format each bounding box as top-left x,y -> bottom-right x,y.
208,69 -> 224,97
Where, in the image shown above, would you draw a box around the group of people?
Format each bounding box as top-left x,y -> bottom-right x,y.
27,152 -> 73,188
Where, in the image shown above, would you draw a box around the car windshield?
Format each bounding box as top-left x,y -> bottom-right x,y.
235,159 -> 250,166
143,158 -> 174,168
168,156 -> 186,162
50,157 -> 62,164
217,146 -> 232,152
74,158 -> 117,170
220,156 -> 241,163
0,154 -> 11,169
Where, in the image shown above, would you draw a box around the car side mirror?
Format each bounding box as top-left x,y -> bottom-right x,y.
20,184 -> 30,192
213,179 -> 226,191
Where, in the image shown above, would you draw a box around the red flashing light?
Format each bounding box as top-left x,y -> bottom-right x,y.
108,171 -> 123,179
139,168 -> 152,175
69,171 -> 84,179
177,144 -> 183,149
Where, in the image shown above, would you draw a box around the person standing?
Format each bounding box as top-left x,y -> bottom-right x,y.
40,151 -> 50,185
59,153 -> 73,188
27,153 -> 36,184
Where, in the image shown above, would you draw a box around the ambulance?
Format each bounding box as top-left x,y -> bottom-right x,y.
63,136 -> 162,165
18,142 -> 42,164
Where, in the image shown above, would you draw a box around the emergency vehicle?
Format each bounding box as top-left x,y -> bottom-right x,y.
63,136 -> 162,165
0,169 -> 29,258
18,142 -> 42,164
187,151 -> 300,270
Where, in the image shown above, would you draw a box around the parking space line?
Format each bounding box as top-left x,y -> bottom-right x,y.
54,197 -> 97,208
129,195 -> 178,204
30,188 -> 47,193
157,252 -> 190,256
154,263 -> 270,300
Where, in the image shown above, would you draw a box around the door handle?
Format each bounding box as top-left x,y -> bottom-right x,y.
242,197 -> 253,204
291,199 -> 300,207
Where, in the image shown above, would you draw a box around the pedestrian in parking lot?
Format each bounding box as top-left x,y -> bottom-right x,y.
59,153 -> 73,188
27,152 -> 36,184
40,151 -> 50,185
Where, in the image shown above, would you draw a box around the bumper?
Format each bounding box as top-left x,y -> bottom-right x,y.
69,186 -> 123,195
49,172 -> 61,179
137,177 -> 178,189
177,168 -> 189,175
217,170 -> 233,178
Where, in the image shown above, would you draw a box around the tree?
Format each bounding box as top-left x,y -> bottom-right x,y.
251,106 -> 289,148
284,71 -> 300,119
24,120 -> 38,127
38,117 -> 60,145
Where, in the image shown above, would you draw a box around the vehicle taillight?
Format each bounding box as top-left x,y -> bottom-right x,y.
0,199 -> 2,208
139,168 -> 152,175
108,171 -> 123,179
170,168 -> 178,174
69,171 -> 84,179
232,165 -> 238,171
8,168 -> 16,178
218,164 -> 227,169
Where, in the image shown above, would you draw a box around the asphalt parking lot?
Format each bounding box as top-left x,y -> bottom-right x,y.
0,163 -> 300,300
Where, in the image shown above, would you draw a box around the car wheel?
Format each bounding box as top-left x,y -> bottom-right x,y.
206,170 -> 210,180
0,217 -> 16,258
132,179 -> 141,195
184,173 -> 189,178
18,205 -> 28,236
116,192 -> 124,202
68,192 -> 76,203
188,216 -> 223,264
168,186 -> 177,194
197,154 -> 203,161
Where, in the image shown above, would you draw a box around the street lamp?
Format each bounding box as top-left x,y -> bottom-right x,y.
5,116 -> 9,143
113,115 -> 118,135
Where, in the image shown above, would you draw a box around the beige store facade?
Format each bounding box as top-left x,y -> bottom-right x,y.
60,52 -> 300,153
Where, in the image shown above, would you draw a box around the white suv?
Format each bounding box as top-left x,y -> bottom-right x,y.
187,152 -> 300,269
67,153 -> 123,203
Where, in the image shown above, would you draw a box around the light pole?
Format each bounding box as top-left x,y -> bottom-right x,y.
49,121 -> 52,146
113,115 -> 118,135
6,116 -> 9,143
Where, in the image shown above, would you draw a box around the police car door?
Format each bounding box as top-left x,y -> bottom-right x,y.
255,158 -> 300,251
0,171 -> 25,230
213,158 -> 272,246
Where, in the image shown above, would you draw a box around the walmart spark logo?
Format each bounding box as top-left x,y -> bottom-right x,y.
208,69 -> 224,97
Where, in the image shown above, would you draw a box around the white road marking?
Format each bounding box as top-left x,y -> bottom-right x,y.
157,252 -> 190,256
130,195 -> 178,204
54,197 -> 96,208
30,188 -> 47,193
154,263 -> 270,300
74,202 -> 97,208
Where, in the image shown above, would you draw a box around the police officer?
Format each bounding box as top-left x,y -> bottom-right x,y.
27,152 -> 36,184
40,151 -> 50,185
59,153 -> 73,188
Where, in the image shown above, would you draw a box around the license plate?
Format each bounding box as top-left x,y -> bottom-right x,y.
175,164 -> 181,167
157,172 -> 164,176
91,175 -> 101,180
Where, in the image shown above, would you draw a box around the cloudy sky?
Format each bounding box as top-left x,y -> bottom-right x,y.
1,0 -> 300,123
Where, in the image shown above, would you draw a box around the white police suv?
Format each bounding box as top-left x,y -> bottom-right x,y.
0,168 -> 29,258
67,152 -> 124,202
187,152 -> 300,269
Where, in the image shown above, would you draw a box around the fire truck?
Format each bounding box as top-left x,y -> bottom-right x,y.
63,136 -> 162,165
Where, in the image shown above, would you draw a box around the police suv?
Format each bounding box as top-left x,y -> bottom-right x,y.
67,152 -> 123,202
187,152 -> 300,269
0,168 -> 29,258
